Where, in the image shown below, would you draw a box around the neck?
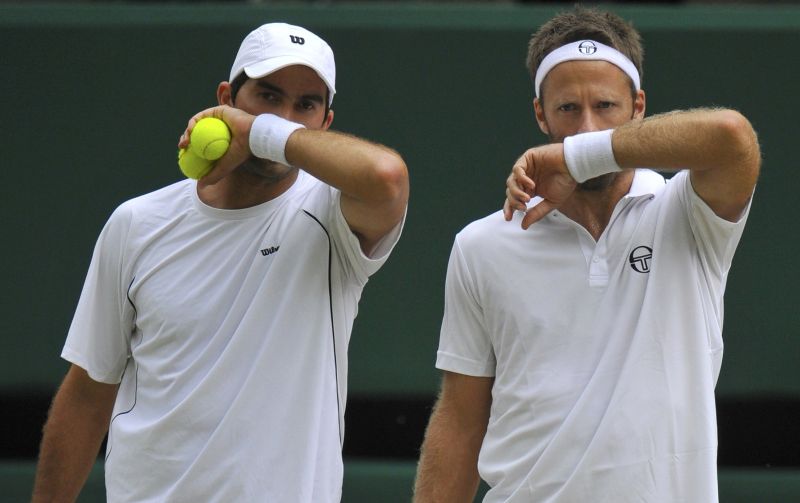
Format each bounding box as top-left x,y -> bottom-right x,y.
197,167 -> 299,210
558,170 -> 634,241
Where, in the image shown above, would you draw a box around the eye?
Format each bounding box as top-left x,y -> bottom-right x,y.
558,103 -> 577,112
597,101 -> 614,109
260,92 -> 280,103
298,99 -> 317,111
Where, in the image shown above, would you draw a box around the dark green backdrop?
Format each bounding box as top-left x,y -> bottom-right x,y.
2,3 -> 798,404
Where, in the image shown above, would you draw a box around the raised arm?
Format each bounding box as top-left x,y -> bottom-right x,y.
505,107 -> 760,227
284,127 -> 408,252
179,105 -> 408,254
414,371 -> 494,503
613,107 -> 760,222
32,364 -> 118,502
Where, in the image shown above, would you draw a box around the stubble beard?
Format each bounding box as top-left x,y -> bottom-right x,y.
239,156 -> 296,184
576,172 -> 618,192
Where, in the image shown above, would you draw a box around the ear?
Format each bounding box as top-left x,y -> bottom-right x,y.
217,81 -> 233,106
533,97 -> 550,136
322,109 -> 334,130
633,89 -> 646,119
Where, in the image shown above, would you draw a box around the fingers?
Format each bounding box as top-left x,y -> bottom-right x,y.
503,198 -> 513,221
505,163 -> 534,215
521,199 -> 555,230
178,106 -> 253,186
178,106 -> 232,149
510,163 -> 535,195
503,145 -> 577,229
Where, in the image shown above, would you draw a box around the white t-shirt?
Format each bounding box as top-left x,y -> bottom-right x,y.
63,171 -> 403,502
437,170 -> 750,503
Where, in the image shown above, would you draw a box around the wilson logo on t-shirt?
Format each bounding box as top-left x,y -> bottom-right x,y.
260,246 -> 280,257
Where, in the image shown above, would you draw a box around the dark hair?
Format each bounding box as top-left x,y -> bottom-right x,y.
229,71 -> 250,103
527,6 -> 644,99
229,71 -> 332,125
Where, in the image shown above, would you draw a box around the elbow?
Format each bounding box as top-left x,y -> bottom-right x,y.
717,109 -> 762,179
372,150 -> 410,206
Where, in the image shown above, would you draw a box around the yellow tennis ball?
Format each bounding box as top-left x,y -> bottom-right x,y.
178,147 -> 214,180
189,117 -> 231,161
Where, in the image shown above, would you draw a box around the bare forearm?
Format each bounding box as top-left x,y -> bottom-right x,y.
33,415 -> 106,502
286,128 -> 408,206
32,366 -> 117,502
613,107 -> 760,175
415,372 -> 493,503
414,408 -> 484,502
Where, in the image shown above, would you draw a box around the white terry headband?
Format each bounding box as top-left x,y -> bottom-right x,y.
534,40 -> 640,97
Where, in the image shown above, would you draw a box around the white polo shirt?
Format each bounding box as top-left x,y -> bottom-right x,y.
63,171 -> 403,502
437,169 -> 750,502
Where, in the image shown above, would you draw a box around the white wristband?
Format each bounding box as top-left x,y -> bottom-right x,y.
249,114 -> 305,166
562,129 -> 621,183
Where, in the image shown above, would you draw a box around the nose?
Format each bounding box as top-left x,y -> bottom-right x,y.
576,110 -> 600,134
286,109 -> 308,125
273,104 -> 295,122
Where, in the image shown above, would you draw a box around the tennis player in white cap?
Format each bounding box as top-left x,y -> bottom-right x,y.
34,23 -> 408,502
415,6 -> 759,503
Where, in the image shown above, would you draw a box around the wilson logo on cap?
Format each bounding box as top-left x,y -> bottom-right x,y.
229,23 -> 337,104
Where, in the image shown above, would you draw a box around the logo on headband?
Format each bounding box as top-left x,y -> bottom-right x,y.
578,41 -> 598,55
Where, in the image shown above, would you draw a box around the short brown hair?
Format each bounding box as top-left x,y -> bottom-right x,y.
527,7 -> 644,97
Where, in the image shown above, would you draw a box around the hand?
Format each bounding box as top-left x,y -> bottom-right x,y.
178,105 -> 256,187
502,143 -> 577,229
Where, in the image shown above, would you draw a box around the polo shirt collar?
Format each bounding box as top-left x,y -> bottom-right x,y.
626,168 -> 666,198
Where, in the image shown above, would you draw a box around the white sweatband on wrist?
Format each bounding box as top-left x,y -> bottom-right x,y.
562,129 -> 622,183
249,114 -> 305,166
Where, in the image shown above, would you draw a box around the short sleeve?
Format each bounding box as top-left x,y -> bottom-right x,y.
436,237 -> 496,377
61,204 -> 136,384
676,171 -> 753,280
327,187 -> 406,284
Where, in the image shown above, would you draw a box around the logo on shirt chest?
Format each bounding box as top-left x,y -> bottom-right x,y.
260,246 -> 280,257
629,245 -> 653,273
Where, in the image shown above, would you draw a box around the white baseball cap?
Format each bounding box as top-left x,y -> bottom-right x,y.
229,23 -> 336,105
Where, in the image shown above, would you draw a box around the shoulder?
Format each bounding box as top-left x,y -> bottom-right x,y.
113,179 -> 193,220
100,180 -> 194,242
451,209 -> 533,268
455,209 -> 511,244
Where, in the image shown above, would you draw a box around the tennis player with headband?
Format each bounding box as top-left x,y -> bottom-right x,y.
415,6 -> 759,503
